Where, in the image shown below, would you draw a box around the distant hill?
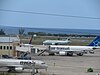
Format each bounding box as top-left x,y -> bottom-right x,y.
0,26 -> 19,34
0,25 -> 100,35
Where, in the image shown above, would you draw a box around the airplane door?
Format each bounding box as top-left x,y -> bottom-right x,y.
31,48 -> 37,54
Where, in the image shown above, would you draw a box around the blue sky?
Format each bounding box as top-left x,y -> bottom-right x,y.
0,0 -> 100,29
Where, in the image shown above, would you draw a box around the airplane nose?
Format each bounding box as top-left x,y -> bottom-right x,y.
44,64 -> 48,69
41,64 -> 48,69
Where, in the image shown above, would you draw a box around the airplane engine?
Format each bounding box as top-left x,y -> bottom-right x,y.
89,51 -> 94,54
59,51 -> 67,55
15,67 -> 24,72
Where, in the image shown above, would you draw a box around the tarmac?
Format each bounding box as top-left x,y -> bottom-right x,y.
32,49 -> 100,75
0,49 -> 100,75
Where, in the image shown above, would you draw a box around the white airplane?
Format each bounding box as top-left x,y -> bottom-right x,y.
43,38 -> 71,45
0,59 -> 48,73
47,36 -> 100,56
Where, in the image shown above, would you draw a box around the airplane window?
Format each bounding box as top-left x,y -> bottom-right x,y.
41,63 -> 45,64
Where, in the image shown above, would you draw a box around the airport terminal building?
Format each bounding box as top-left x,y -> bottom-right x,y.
0,36 -> 47,56
0,36 -> 20,50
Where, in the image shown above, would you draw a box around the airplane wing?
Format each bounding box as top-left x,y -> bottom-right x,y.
0,65 -> 24,72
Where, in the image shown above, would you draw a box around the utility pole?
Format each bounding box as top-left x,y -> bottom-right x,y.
9,35 -> 11,55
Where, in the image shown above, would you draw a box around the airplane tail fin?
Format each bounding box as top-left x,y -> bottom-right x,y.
29,35 -> 33,44
64,38 -> 70,41
65,38 -> 71,43
88,36 -> 100,46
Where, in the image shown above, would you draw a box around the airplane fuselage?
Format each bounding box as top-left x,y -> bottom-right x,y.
43,40 -> 70,45
0,59 -> 48,71
48,45 -> 96,56
49,45 -> 94,52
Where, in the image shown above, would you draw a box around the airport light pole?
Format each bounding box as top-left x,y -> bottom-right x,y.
32,62 -> 35,75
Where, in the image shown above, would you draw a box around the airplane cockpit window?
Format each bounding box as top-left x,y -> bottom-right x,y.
41,63 -> 45,64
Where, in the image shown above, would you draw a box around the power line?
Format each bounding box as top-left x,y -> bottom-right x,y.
0,9 -> 100,20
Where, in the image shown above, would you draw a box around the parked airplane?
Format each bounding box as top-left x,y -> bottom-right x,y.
20,35 -> 33,47
29,35 -> 33,44
47,36 -> 100,56
43,38 -> 71,45
0,59 -> 48,73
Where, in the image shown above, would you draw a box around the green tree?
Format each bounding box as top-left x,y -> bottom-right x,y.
28,32 -> 35,35
0,29 -> 5,35
19,28 -> 25,35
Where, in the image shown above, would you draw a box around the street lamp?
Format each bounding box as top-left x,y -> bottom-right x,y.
31,62 -> 35,75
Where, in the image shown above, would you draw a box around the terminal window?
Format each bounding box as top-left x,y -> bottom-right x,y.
4,46 -> 6,50
10,46 -> 12,50
7,46 -> 9,50
0,46 -> 2,50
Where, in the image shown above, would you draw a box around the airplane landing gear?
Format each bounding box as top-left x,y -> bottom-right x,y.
77,52 -> 83,56
35,69 -> 38,73
67,52 -> 73,56
49,53 -> 55,55
8,69 -> 16,72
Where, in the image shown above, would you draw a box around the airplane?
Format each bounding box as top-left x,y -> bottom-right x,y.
43,38 -> 71,45
47,36 -> 100,56
29,35 -> 33,44
0,59 -> 48,73
20,35 -> 33,47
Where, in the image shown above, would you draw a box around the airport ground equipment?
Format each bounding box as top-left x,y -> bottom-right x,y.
18,52 -> 31,60
87,68 -> 93,72
38,49 -> 47,56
